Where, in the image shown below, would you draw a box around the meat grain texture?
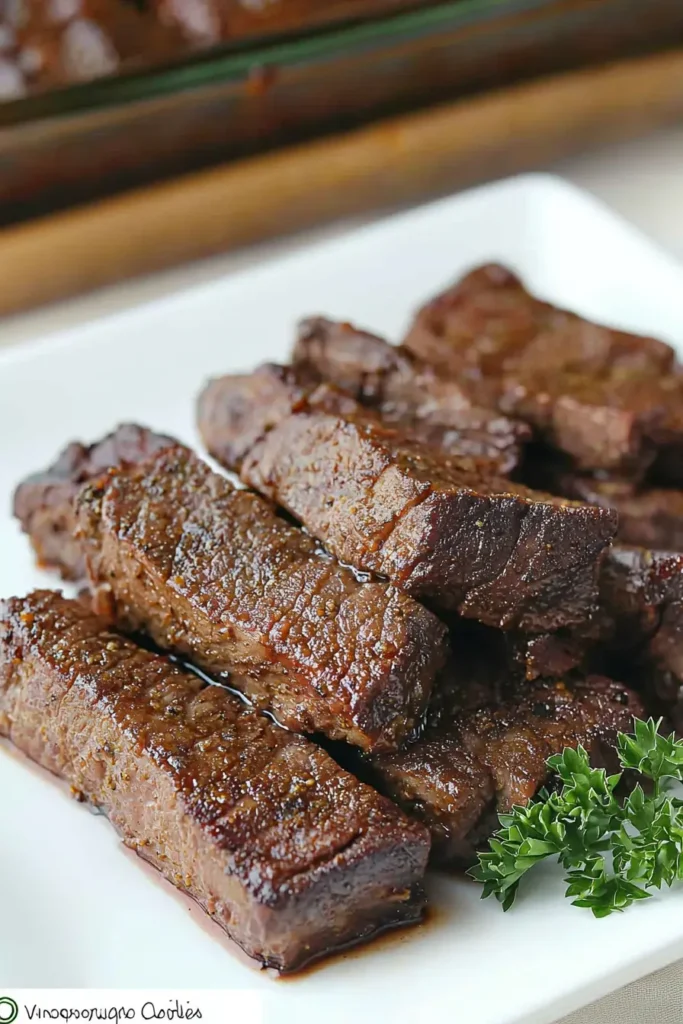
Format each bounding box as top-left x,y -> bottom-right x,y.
198,368 -> 617,631
544,470 -> 683,553
292,316 -> 530,474
404,263 -> 681,480
13,424 -> 173,581
367,672 -> 642,864
0,591 -> 430,972
71,438 -> 447,751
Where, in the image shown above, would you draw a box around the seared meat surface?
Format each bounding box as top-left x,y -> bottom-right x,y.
588,546 -> 683,730
9,256 -> 683,963
535,467 -> 683,553
507,630 -> 587,682
73,437 -> 446,751
403,264 -> 680,479
197,367 -> 617,631
589,545 -> 683,649
13,423 -> 173,581
292,316 -> 530,474
16,426 -> 447,752
368,735 -> 495,866
0,591 -> 429,971
368,671 -> 642,864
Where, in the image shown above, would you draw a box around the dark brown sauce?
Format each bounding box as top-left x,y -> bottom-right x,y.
337,560 -> 373,585
125,845 -> 442,980
181,658 -> 292,731
120,845 -> 262,975
276,903 -> 441,981
1,739 -> 444,980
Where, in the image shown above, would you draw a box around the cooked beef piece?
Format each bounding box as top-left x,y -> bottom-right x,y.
367,673 -> 641,864
197,367 -> 617,631
403,264 -> 680,478
61,435 -> 446,752
597,546 -> 683,643
13,424 -> 174,581
292,316 -> 531,475
440,605 -> 588,688
0,591 -> 429,971
507,631 -> 587,682
646,600 -> 683,732
458,675 -> 641,806
590,546 -> 669,646
541,469 -> 683,553
373,546 -> 682,860
522,544 -> 683,728
198,363 -> 326,472
198,362 -> 510,480
367,735 -> 495,865
404,264 -> 674,381
431,616 -> 587,697
585,546 -> 683,729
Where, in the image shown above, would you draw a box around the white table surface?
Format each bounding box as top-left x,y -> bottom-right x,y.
3,125 -> 683,1024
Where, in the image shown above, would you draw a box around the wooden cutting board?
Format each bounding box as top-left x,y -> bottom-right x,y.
2,46 -> 683,319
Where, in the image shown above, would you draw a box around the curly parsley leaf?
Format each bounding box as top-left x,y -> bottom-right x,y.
617,718 -> 683,787
468,718 -> 683,917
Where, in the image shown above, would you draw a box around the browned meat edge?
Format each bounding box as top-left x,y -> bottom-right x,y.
197,366 -> 617,632
13,424 -> 174,581
366,673 -> 642,865
0,591 -> 430,972
48,429 -> 445,751
585,546 -> 683,731
403,263 -> 680,480
527,459 -> 683,554
291,316 -> 531,475
14,426 -> 447,752
497,543 -> 683,732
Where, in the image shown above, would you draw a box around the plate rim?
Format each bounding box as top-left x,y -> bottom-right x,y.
3,171 -> 683,1020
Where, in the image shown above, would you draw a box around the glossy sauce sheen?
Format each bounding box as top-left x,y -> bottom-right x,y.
292,317 -> 531,476
404,263 -> 681,479
198,368 -> 617,632
0,591 -> 430,973
73,440 -> 447,752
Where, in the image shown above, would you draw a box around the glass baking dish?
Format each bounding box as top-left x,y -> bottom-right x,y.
1,0 -> 682,222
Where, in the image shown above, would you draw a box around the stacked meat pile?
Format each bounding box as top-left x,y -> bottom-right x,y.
4,264 -> 682,972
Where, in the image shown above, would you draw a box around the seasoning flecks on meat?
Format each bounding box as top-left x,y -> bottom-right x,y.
197,368 -> 617,632
547,470 -> 683,553
0,591 -> 430,972
12,423 -> 175,581
292,316 -> 531,474
71,437 -> 447,751
403,264 -> 680,479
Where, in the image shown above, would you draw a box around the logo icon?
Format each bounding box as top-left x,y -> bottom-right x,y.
0,999 -> 18,1024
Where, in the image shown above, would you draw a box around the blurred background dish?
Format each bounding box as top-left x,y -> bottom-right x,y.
1,0 -> 683,318
2,0 -> 683,221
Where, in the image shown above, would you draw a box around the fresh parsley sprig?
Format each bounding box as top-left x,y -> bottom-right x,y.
469,718 -> 683,916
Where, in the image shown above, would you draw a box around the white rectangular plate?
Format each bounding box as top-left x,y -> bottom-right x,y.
2,174 -> 683,1024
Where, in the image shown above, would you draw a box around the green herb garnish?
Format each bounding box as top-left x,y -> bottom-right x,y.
469,718 -> 683,916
